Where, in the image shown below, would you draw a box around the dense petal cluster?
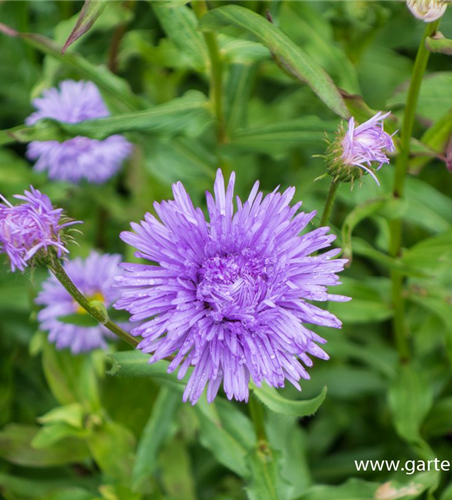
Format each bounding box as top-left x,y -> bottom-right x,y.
0,187 -> 78,272
115,170 -> 349,404
26,80 -> 132,184
406,0 -> 448,22
36,251 -> 122,353
327,112 -> 395,186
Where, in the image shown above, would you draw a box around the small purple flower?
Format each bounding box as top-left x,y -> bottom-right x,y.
0,187 -> 78,272
36,251 -> 122,353
115,170 -> 349,405
341,112 -> 396,185
26,80 -> 132,184
406,0 -> 448,22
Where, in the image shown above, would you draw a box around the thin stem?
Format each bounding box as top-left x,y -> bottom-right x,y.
393,20 -> 440,198
192,1 -> 226,144
319,179 -> 340,228
249,394 -> 267,442
389,20 -> 440,362
47,256 -> 139,348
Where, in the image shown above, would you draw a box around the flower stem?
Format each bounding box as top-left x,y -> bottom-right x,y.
390,20 -> 440,362
319,179 -> 340,228
249,393 -> 267,442
192,0 -> 226,144
47,256 -> 139,348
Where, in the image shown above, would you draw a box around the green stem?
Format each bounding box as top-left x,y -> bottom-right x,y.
390,20 -> 440,362
319,179 -> 340,228
47,256 -> 139,348
192,1 -> 226,144
249,394 -> 267,442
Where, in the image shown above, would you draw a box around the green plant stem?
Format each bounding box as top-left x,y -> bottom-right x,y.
390,20 -> 440,362
249,394 -> 267,442
47,256 -> 139,348
319,179 -> 339,227
192,0 -> 226,144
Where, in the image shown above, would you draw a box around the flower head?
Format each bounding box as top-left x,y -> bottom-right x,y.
326,111 -> 396,186
115,170 -> 349,405
37,251 -> 123,353
406,0 -> 448,22
0,187 -> 79,272
26,80 -> 132,184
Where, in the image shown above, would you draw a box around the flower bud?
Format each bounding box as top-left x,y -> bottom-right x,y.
325,112 -> 396,186
406,0 -> 449,22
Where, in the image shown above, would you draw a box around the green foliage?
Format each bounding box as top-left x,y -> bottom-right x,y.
1,1 -> 452,499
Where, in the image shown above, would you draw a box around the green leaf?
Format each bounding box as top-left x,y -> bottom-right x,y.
62,0 -> 108,53
38,403 -> 84,428
252,384 -> 326,418
0,424 -> 90,467
388,364 -> 434,459
195,399 -> 250,478
57,313 -> 99,328
87,421 -> 136,481
132,387 -> 180,492
388,72 -> 452,123
228,117 -> 338,155
402,231 -> 452,274
200,5 -> 349,118
426,33 -> 452,56
0,21 -> 142,112
31,423 -> 87,449
152,1 -> 208,71
295,478 -> 379,500
1,91 -> 212,146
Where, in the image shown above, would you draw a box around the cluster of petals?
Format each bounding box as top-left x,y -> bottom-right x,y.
0,187 -> 78,272
36,251 -> 122,353
26,80 -> 132,184
115,170 -> 349,404
406,0 -> 449,22
341,112 -> 396,186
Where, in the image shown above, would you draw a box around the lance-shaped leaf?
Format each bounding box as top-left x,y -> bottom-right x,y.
63,0 -> 108,53
252,384 -> 327,418
200,5 -> 349,119
0,91 -> 212,146
426,32 -> 452,56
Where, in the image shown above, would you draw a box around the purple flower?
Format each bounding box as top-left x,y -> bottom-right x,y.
0,187 -> 78,272
115,170 -> 349,405
26,80 -> 132,184
340,112 -> 396,185
36,251 -> 123,353
406,0 -> 448,22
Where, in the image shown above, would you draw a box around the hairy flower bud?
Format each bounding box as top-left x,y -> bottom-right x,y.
325,112 -> 396,186
406,0 -> 449,22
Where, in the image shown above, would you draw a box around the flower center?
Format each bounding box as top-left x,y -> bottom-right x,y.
196,250 -> 274,322
76,291 -> 105,315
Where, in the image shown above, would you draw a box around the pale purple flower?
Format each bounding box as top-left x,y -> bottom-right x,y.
341,111 -> 396,186
114,170 -> 349,405
26,80 -> 132,184
406,0 -> 448,22
0,187 -> 78,272
36,251 -> 122,353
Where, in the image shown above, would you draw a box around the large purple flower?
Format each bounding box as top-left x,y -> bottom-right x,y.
0,187 -> 78,272
26,80 -> 132,184
36,251 -> 122,353
115,170 -> 349,404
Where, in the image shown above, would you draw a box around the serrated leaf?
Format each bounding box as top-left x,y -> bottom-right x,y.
252,384 -> 326,418
200,5 -> 349,118
63,0 -> 108,53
